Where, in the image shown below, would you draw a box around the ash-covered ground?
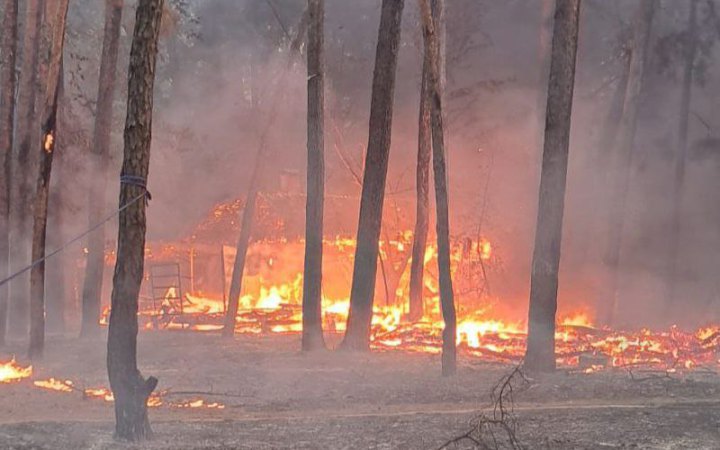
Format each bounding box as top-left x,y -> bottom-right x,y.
1,332 -> 719,449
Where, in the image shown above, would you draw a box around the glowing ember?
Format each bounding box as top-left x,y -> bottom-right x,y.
0,358 -> 32,383
171,399 -> 225,409
32,378 -> 224,410
43,132 -> 54,152
83,387 -> 114,402
34,378 -> 74,392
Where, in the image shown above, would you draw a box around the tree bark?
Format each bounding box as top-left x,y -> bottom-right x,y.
222,10 -> 309,337
666,0 -> 697,310
419,0 -> 456,376
45,73 -> 67,334
341,0 -> 404,351
8,0 -> 42,337
301,0 -> 326,351
535,0 -> 554,150
81,0 -> 124,338
107,0 -> 163,440
597,0 -> 655,326
408,19 -> 432,323
0,0 -> 19,346
524,0 -> 581,373
29,0 -> 70,358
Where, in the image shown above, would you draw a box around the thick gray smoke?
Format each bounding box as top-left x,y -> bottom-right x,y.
54,0 -> 720,328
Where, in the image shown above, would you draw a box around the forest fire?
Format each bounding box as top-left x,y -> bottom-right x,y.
0,358 -> 32,384
94,231 -> 720,373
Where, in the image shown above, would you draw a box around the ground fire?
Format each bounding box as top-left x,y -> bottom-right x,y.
0,358 -> 32,384
95,208 -> 720,373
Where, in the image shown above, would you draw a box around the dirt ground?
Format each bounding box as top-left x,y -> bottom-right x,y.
1,331 -> 720,449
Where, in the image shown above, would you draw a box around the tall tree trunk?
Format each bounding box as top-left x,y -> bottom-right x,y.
45,75 -> 67,334
578,49 -> 631,310
106,0 -> 162,440
301,0 -> 326,351
221,11 -> 308,338
597,0 -> 656,326
408,17 -> 432,324
29,0 -> 70,359
8,0 -> 42,337
81,0 -> 124,338
666,0 -> 697,310
535,0 -> 554,150
0,0 -> 19,346
524,0 -> 581,373
340,0 -> 404,351
419,0 -> 456,376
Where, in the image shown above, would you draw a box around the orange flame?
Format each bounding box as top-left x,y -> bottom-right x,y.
0,358 -> 32,383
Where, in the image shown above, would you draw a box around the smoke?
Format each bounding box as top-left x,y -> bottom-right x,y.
46,0 -> 720,329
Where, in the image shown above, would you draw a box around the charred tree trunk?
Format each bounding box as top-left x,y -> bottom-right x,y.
301,0 -> 326,351
221,178 -> 259,337
222,11 -> 308,338
0,0 -> 19,346
524,0 -> 581,373
29,0 -> 70,359
107,0 -> 163,440
45,74 -> 67,334
341,0 -> 404,351
408,28 -> 432,323
81,0 -> 124,338
535,0 -> 554,151
666,0 -> 697,309
419,0 -> 456,376
8,0 -> 42,337
597,0 -> 655,326
222,10 -> 308,338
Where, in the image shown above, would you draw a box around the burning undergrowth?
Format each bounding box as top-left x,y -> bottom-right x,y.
0,358 -> 33,384
0,362 -> 226,410
85,198 -> 720,374
31,378 -> 226,410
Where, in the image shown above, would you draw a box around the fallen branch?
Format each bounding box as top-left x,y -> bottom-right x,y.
437,364 -> 531,450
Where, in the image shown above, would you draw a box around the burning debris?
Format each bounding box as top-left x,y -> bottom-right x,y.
31,377 -> 225,410
0,360 -> 224,411
0,358 -> 32,384
93,219 -> 720,373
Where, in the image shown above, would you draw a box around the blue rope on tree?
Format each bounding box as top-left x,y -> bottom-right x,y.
120,174 -> 152,202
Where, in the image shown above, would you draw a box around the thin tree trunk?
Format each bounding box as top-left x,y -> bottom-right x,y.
666,0 -> 697,310
301,0 -> 326,351
107,0 -> 163,440
81,0 -> 124,338
8,0 -> 42,337
340,0 -> 404,351
580,50 -> 630,269
596,53 -> 631,173
408,28 -> 432,323
597,0 -> 656,326
45,75 -> 67,334
419,0 -> 456,376
29,0 -> 70,359
524,0 -> 581,373
0,0 -> 19,346
222,10 -> 309,338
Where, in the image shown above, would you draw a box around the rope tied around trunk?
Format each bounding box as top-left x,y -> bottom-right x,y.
120,174 -> 152,203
